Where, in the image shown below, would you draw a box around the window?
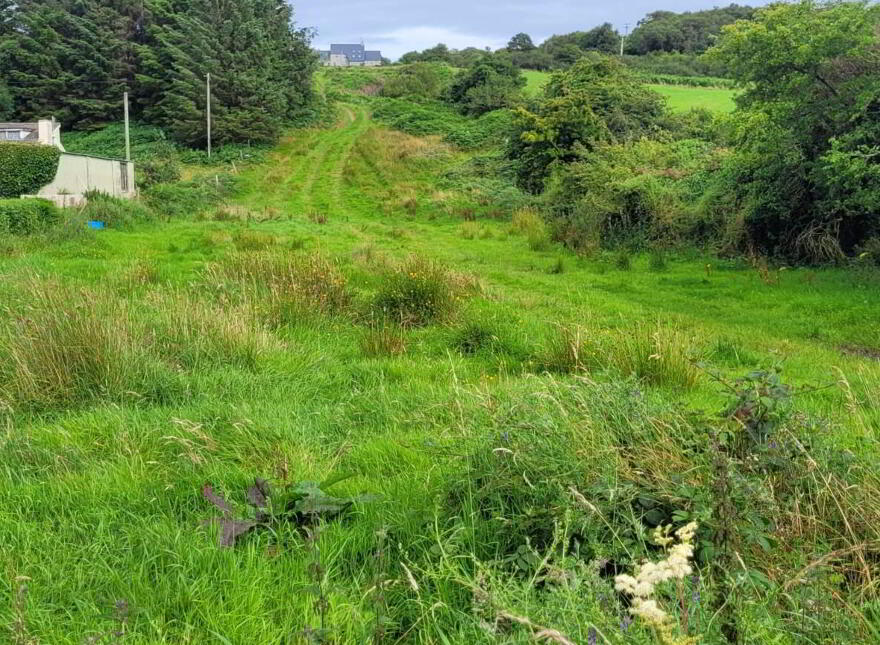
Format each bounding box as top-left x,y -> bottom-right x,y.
1,130 -> 23,141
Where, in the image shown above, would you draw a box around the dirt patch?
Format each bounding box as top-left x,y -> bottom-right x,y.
840,344 -> 880,360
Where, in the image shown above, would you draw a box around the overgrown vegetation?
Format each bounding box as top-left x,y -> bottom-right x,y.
1,2 -> 879,643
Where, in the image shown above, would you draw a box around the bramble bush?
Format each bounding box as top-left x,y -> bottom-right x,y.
0,198 -> 60,235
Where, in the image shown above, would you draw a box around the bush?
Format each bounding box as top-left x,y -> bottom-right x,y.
448,53 -> 526,116
371,98 -> 512,150
380,63 -> 453,100
80,191 -> 154,229
138,156 -> 181,188
0,142 -> 61,198
544,138 -> 721,251
0,198 -> 60,235
508,56 -> 667,193
374,257 -> 470,327
142,175 -> 239,218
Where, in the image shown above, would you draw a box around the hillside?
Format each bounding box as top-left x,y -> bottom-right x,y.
1,88 -> 878,641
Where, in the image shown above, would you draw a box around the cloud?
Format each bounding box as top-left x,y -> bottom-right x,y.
363,26 -> 507,59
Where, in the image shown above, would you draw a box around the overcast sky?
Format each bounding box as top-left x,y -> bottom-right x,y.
296,1 -> 775,60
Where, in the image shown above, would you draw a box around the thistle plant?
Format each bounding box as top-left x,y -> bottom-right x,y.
614,522 -> 699,645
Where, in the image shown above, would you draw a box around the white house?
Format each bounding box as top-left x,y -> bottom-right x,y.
0,120 -> 64,149
1,119 -> 135,206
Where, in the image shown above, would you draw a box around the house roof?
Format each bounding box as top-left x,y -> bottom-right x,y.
0,123 -> 38,141
365,51 -> 382,61
331,44 -> 365,61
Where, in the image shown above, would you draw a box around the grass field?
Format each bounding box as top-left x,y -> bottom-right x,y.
648,83 -> 738,113
1,93 -> 879,643
524,69 -> 738,113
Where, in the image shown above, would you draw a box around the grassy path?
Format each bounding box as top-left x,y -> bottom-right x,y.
240,104 -> 369,218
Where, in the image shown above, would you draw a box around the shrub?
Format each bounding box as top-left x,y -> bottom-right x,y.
80,191 -> 154,229
142,175 -> 239,218
138,156 -> 181,188
0,143 -> 61,198
374,257 -> 469,327
511,208 -> 551,251
508,56 -> 667,193
0,198 -> 60,235
380,63 -> 453,100
448,53 -> 526,116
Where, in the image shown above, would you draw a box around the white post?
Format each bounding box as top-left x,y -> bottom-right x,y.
206,73 -> 212,159
123,91 -> 131,162
620,24 -> 629,57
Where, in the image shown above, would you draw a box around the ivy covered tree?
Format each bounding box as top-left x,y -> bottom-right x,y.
706,0 -> 880,260
448,53 -> 526,116
508,56 -> 666,193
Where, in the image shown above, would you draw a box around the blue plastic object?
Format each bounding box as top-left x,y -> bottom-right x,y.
87,221 -> 105,230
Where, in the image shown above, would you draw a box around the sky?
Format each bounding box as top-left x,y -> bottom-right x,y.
296,1 -> 775,60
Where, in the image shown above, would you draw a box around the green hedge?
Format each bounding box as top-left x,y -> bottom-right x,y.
0,198 -> 61,235
0,142 -> 61,198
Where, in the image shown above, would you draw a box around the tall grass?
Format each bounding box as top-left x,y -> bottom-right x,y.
204,251 -> 353,325
0,279 -> 167,410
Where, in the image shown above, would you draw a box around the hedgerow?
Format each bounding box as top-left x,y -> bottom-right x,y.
0,142 -> 61,198
0,198 -> 61,235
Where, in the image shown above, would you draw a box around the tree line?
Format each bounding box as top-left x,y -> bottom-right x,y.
0,0 -> 316,146
398,4 -> 755,73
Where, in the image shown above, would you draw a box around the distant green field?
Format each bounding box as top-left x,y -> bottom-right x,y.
523,69 -> 737,113
523,69 -> 550,95
648,83 -> 738,113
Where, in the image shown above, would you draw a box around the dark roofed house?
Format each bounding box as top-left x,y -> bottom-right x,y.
321,43 -> 382,67
0,120 -> 64,148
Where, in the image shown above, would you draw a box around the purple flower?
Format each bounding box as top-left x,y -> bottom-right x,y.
691,574 -> 701,606
588,627 -> 597,645
620,615 -> 632,632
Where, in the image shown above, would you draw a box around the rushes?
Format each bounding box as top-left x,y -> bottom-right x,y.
540,322 -> 699,389
205,251 -> 353,325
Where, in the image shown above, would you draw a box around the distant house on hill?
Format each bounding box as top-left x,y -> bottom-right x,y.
318,44 -> 383,67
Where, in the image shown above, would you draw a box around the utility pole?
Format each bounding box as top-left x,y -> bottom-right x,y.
206,73 -> 212,159
123,91 -> 131,162
621,23 -> 630,57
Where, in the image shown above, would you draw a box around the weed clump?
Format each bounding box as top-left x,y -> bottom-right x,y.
374,257 -> 472,327
360,323 -> 408,358
511,207 -> 552,251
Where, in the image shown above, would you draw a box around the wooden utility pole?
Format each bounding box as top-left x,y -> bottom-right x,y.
123,91 -> 131,162
206,73 -> 212,159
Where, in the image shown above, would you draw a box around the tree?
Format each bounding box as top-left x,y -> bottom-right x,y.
507,33 -> 536,51
508,56 -> 666,193
0,81 -> 12,119
580,23 -> 620,54
448,53 -> 526,116
627,4 -> 755,54
0,0 -> 140,127
706,0 -> 880,260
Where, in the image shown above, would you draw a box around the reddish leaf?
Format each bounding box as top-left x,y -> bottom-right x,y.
203,518 -> 258,547
202,484 -> 232,515
247,478 -> 271,508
